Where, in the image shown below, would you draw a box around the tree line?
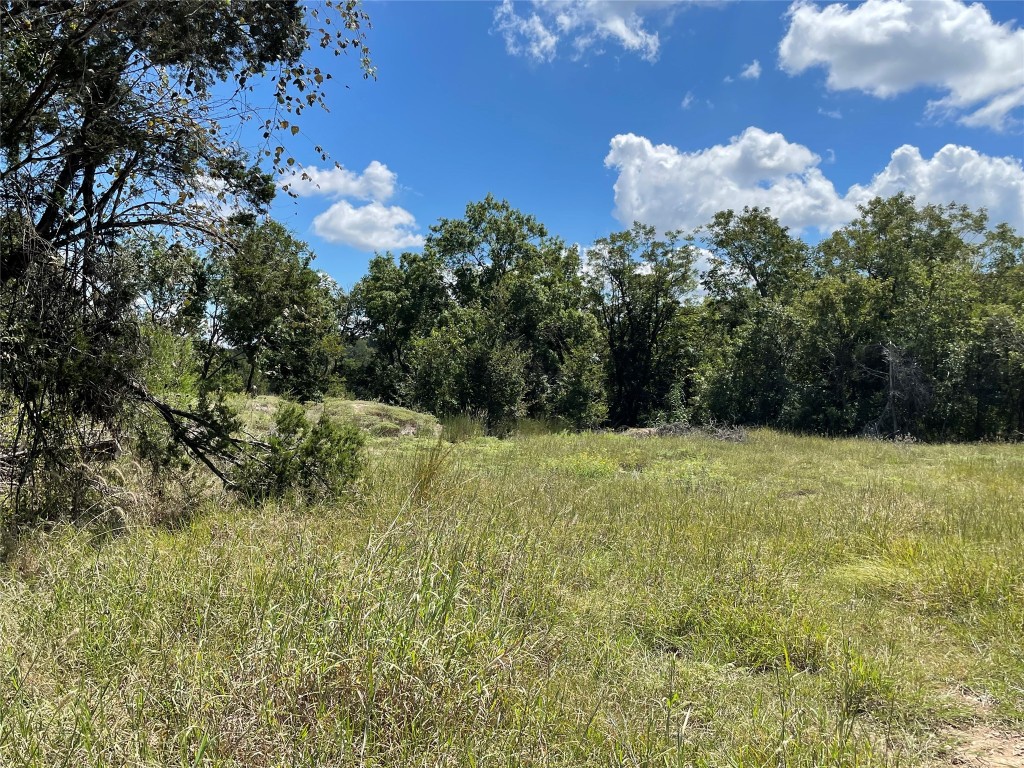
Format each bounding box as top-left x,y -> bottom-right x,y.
137,192 -> 1022,443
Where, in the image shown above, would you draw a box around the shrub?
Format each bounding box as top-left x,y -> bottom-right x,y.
232,403 -> 363,504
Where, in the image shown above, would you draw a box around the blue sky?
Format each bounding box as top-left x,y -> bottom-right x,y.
263,0 -> 1024,288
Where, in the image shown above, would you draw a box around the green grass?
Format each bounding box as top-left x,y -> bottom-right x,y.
2,430 -> 1022,766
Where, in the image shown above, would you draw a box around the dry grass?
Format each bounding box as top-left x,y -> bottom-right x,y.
1,429 -> 1022,766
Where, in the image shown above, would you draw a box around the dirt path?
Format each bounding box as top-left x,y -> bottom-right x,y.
939,726 -> 1024,767
931,688 -> 1024,767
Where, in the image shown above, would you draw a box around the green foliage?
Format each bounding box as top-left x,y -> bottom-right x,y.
702,206 -> 809,305
551,335 -> 609,429
585,222 -> 697,426
345,251 -> 450,402
351,197 -> 606,430
0,0 -> 373,521
210,220 -> 344,399
232,402 -> 363,504
689,197 -> 1023,440
0,239 -> 148,516
699,301 -> 801,425
338,195 -> 1021,440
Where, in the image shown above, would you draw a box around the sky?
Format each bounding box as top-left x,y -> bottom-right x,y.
262,0 -> 1024,288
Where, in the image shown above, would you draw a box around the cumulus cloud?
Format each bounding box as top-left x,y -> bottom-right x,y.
493,0 -> 683,63
279,161 -> 397,202
278,161 -> 424,252
312,201 -> 425,252
846,144 -> 1024,224
779,0 -> 1024,131
739,60 -> 761,80
604,128 -> 1024,234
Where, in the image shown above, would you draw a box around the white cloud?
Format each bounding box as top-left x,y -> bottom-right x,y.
779,0 -> 1024,131
313,201 -> 425,252
846,144 -> 1024,225
681,91 -> 695,109
278,161 -> 397,202
818,107 -> 843,120
493,0 -> 683,63
279,161 -> 424,252
740,59 -> 761,80
604,128 -> 1024,234
493,1 -> 559,62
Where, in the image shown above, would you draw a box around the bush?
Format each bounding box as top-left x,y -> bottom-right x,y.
232,403 -> 363,504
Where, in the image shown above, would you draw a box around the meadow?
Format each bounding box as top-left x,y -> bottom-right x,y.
1,422 -> 1022,767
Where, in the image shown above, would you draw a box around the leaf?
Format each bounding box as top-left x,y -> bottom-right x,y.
290,125 -> 299,136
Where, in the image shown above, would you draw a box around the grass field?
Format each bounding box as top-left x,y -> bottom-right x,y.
1,428 -> 1022,766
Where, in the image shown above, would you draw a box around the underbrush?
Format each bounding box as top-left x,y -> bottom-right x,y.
1,430 -> 1021,765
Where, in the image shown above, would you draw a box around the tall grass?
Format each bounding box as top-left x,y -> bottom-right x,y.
2,430 -> 1021,765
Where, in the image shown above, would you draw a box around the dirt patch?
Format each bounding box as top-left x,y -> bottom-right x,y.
937,726 -> 1024,767
930,688 -> 1024,768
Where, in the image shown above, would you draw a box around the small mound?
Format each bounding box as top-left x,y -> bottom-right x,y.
234,396 -> 440,438
323,400 -> 441,438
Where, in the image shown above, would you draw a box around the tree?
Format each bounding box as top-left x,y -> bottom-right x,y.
805,195 -> 993,438
0,0 -> 373,513
585,223 -> 696,426
212,219 -> 339,398
346,250 -> 449,402
701,207 -> 809,308
697,301 -> 801,426
393,196 -> 606,428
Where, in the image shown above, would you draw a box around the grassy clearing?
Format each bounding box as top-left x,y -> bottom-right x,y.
1,430 -> 1022,766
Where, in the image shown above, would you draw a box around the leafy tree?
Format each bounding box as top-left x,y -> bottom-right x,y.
963,310 -> 1024,438
978,223 -> 1024,309
425,195 -> 605,422
347,196 -> 605,429
0,0 -> 373,513
698,302 -> 801,426
403,305 -> 529,433
346,250 -> 449,401
585,223 -> 697,426
785,274 -> 884,434
701,207 -> 809,309
812,196 -> 979,436
694,208 -> 809,425
428,194 -> 550,303
212,219 -> 340,398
